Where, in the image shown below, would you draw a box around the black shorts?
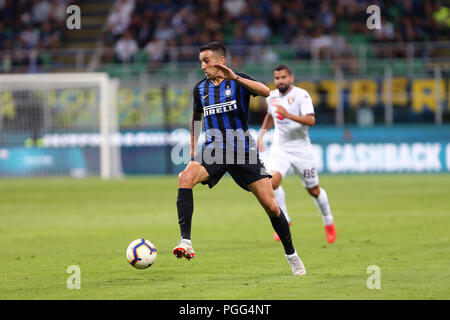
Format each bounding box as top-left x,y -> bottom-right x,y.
191,150 -> 272,191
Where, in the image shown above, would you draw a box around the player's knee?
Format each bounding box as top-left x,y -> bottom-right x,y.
307,186 -> 320,198
271,179 -> 280,190
178,170 -> 194,188
270,171 -> 281,190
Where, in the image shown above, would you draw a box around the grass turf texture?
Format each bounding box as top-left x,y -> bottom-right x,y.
0,174 -> 448,300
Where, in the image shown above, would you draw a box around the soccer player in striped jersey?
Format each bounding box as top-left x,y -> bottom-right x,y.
173,43 -> 306,276
257,64 -> 337,244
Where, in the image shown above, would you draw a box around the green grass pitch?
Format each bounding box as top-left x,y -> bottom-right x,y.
0,174 -> 448,300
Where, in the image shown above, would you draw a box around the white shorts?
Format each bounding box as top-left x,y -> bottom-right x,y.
268,148 -> 319,188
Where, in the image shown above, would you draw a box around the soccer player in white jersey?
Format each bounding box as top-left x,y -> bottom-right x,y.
257,64 -> 337,244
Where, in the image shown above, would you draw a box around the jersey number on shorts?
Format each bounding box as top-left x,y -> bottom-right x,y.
303,168 -> 316,179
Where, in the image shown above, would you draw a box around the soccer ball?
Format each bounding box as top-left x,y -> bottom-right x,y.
126,238 -> 157,269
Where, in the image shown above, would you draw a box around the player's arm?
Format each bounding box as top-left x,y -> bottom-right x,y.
191,86 -> 203,158
273,103 -> 316,126
190,111 -> 203,158
213,63 -> 270,97
272,93 -> 316,126
235,74 -> 270,97
257,112 -> 274,152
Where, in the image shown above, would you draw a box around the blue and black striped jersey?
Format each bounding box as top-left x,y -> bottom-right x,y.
192,73 -> 257,154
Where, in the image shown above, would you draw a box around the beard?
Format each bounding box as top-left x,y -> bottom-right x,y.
277,84 -> 290,93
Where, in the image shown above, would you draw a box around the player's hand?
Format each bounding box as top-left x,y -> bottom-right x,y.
212,63 -> 237,80
272,103 -> 288,120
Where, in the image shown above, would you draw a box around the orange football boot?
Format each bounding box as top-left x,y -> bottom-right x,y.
325,223 -> 337,244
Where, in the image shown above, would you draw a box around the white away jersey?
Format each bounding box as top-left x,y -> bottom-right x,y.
266,86 -> 315,153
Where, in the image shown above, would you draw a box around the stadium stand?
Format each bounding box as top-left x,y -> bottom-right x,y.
1,0 -> 449,75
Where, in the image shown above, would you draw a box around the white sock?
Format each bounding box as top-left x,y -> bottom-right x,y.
181,238 -> 192,246
274,185 -> 291,223
312,187 -> 334,226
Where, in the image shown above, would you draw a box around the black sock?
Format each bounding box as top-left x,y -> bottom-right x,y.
177,188 -> 193,240
270,209 -> 295,255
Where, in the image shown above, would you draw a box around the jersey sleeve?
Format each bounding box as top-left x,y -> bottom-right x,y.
299,90 -> 315,115
192,85 -> 203,114
236,72 -> 258,97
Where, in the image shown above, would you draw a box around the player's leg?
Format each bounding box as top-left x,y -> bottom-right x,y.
267,149 -> 293,241
270,170 -> 292,241
270,170 -> 291,223
249,178 -> 291,250
306,185 -> 334,226
174,161 -> 210,259
293,158 -> 336,243
227,157 -> 306,275
307,185 -> 336,244
248,178 -> 306,275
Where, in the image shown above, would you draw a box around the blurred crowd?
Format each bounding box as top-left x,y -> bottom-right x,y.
0,0 -> 76,70
1,0 -> 449,72
107,0 -> 450,67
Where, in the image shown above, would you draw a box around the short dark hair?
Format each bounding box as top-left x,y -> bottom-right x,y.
199,42 -> 227,58
274,64 -> 293,75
